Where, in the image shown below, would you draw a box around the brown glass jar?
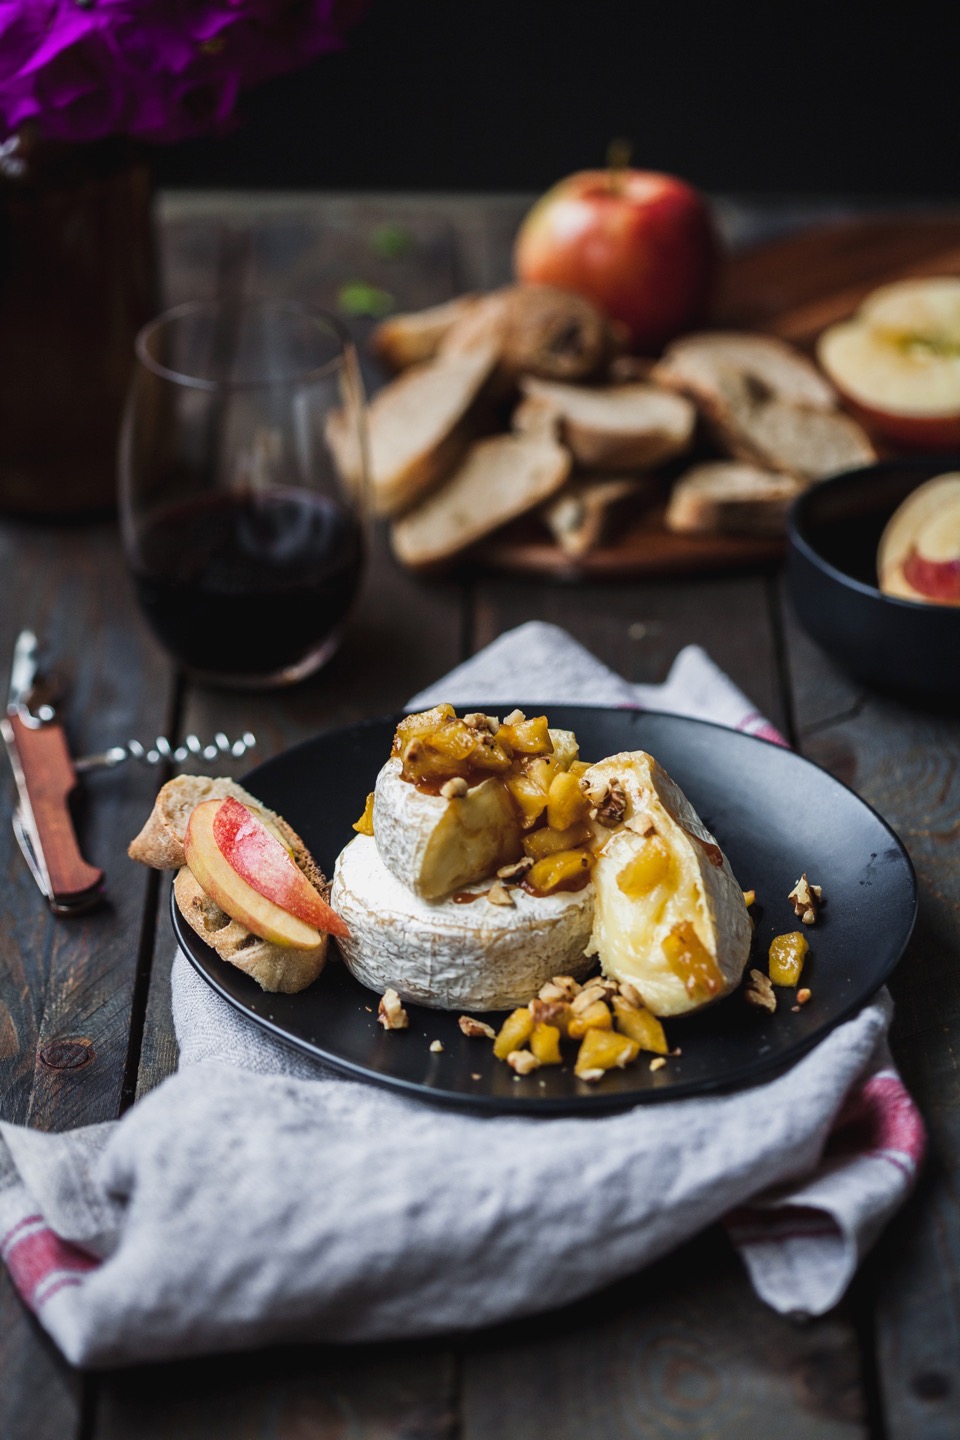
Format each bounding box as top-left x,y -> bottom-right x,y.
0,132 -> 158,515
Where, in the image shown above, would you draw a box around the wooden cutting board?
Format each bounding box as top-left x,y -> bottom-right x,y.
479,214 -> 960,579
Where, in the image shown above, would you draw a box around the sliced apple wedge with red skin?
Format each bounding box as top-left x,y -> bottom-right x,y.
877,473 -> 960,607
183,800 -> 347,950
210,796 -> 350,937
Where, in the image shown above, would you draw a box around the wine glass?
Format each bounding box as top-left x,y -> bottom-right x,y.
119,298 -> 368,688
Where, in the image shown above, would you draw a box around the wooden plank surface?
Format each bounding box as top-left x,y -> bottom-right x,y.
2,191 -> 956,1440
782,605 -> 960,1440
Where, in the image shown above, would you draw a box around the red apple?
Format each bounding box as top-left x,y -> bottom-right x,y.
514,166 -> 720,354
817,278 -> 960,450
877,472 -> 960,606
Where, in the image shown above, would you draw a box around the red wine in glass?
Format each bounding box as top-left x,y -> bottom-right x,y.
132,489 -> 364,683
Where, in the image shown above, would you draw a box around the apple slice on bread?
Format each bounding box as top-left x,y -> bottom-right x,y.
185,797 -> 349,949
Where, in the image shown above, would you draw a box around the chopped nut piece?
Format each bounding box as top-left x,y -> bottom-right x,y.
788,873 -> 822,925
744,968 -> 777,1013
429,1040 -> 444,1053
742,888 -> 756,907
577,1067 -> 606,1083
459,1015 -> 497,1039
470,1072 -> 482,1080
529,997 -> 571,1032
503,708 -> 526,725
506,1048 -> 540,1075
486,879 -> 516,907
497,856 -> 534,882
537,980 -> 567,1003
617,980 -> 646,1010
797,987 -> 812,1006
551,974 -> 580,997
440,776 -> 469,799
649,1057 -> 667,1072
378,988 -> 409,1030
595,777 -> 627,827
571,982 -> 612,1014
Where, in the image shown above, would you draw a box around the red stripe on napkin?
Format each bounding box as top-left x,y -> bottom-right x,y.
2,1222 -> 99,1311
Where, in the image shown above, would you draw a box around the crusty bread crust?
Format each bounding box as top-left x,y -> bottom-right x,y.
173,868 -> 328,993
519,377 -> 695,470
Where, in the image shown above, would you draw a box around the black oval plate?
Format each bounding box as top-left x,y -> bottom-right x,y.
172,706 -> 917,1113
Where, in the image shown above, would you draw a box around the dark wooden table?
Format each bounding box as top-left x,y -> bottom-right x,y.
2,193 -> 958,1440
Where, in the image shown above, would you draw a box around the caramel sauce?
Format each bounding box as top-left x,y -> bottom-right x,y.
452,890 -> 487,904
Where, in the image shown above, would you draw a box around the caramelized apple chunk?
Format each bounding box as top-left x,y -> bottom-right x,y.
768,931 -> 809,986
493,1007 -> 535,1060
353,792 -> 375,836
662,920 -> 724,1004
574,1027 -> 639,1079
612,996 -> 669,1054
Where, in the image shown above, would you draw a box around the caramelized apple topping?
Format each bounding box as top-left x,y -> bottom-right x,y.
662,920 -> 724,1004
616,834 -> 672,897
353,792 -> 375,837
768,930 -> 809,986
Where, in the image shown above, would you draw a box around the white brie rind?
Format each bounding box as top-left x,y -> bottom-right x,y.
584,751 -> 751,1017
331,834 -> 595,1010
372,728 -> 580,901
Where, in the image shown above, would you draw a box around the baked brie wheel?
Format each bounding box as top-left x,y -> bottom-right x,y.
331,834 -> 595,1011
583,752 -> 751,1017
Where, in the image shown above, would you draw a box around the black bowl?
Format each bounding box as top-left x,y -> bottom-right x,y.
786,456 -> 960,699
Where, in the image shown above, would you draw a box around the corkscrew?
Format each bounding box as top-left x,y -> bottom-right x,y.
2,630 -> 257,915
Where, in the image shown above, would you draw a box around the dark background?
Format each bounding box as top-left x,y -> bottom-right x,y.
154,1 -> 960,198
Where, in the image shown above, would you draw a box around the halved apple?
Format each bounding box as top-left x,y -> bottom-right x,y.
184,798 -> 346,949
878,473 -> 960,606
817,278 -> 960,450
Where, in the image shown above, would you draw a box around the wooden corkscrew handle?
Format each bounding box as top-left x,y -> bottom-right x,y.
8,713 -> 104,906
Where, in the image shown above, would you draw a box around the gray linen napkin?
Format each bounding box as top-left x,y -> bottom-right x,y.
0,623 -> 923,1367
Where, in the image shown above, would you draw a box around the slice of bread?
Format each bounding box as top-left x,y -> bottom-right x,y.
371,294 -> 483,371
652,331 -> 876,481
518,378 -> 696,470
173,869 -> 328,994
391,432 -> 572,569
542,475 -> 654,559
130,775 -> 329,994
440,285 -> 623,383
328,342 -> 499,518
665,462 -> 801,536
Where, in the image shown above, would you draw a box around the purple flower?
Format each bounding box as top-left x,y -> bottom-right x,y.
0,1 -> 365,145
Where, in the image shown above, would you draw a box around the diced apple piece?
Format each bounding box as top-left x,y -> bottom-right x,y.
184,801 -> 325,951
525,848 -> 593,894
546,769 -> 591,831
493,1007 -> 535,1060
574,1027 -> 639,1078
877,472 -> 960,606
662,920 -> 723,1005
612,996 -> 669,1054
616,834 -> 672,897
353,792 -> 375,836
530,1022 -> 563,1065
497,715 -> 553,754
523,821 -> 591,860
567,999 -> 613,1038
768,931 -> 809,987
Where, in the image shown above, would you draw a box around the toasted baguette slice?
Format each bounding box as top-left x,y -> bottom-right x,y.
328,342 -> 499,518
665,462 -> 801,536
173,869 -> 328,994
518,378 -> 695,470
440,285 -> 623,382
542,475 -> 653,559
371,294 -> 482,371
391,432 -> 572,568
130,775 -> 330,994
652,331 -> 876,481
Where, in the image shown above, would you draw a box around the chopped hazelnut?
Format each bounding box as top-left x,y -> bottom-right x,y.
503,708 -> 526,725
797,987 -> 812,1006
497,856 -> 534,882
617,980 -> 646,1010
440,776 -> 469,799
429,1040 -> 444,1054
649,1057 -> 667,1072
